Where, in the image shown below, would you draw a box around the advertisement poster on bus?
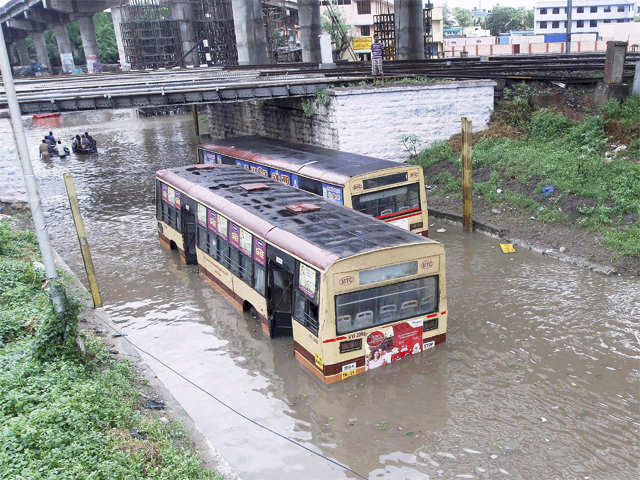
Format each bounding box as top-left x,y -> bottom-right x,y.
207,209 -> 217,232
269,168 -> 300,188
161,184 -> 168,203
174,191 -> 181,209
229,223 -> 240,248
299,263 -> 316,298
322,184 -> 344,204
202,151 -> 217,164
235,159 -> 269,178
239,228 -> 252,255
217,215 -> 228,238
167,187 -> 175,205
253,238 -> 266,265
197,204 -> 207,226
364,320 -> 424,371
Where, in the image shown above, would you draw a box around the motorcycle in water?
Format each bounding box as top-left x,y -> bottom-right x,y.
72,137 -> 97,154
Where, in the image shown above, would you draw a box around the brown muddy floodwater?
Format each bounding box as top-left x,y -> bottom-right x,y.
1,110 -> 638,480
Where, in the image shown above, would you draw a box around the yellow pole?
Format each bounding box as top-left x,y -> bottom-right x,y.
461,117 -> 473,233
63,173 -> 103,308
192,104 -> 200,139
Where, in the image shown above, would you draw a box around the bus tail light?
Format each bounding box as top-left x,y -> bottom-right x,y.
339,338 -> 362,354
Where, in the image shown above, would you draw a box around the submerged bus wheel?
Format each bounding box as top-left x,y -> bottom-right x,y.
169,240 -> 177,250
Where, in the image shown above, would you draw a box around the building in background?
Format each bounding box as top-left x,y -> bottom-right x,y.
533,1 -> 636,36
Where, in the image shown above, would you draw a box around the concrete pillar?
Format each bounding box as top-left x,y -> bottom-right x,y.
170,1 -> 198,66
394,0 -> 424,60
77,15 -> 99,73
231,0 -> 268,65
31,31 -> 50,70
53,23 -> 75,73
633,62 -> 640,97
15,38 -> 30,65
110,6 -> 131,71
298,0 -> 321,63
603,41 -> 627,85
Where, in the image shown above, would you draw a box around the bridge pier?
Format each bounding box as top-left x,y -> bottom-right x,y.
52,23 -> 75,73
109,6 -> 130,71
394,0 -> 424,60
31,31 -> 50,70
232,0 -> 269,65
77,15 -> 99,73
298,0 -> 322,63
15,38 -> 30,65
170,1 -> 198,67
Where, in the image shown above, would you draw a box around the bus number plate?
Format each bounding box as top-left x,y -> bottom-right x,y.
341,362 -> 357,380
423,340 -> 435,351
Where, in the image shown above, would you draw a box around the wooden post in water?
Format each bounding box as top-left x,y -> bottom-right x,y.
63,173 -> 103,308
461,117 -> 473,232
192,104 -> 200,139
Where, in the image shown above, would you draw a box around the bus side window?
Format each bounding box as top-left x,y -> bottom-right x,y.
220,155 -> 235,166
253,264 -> 266,295
239,252 -> 253,285
293,291 -> 319,336
298,176 -> 323,196
218,237 -> 230,268
208,230 -> 218,258
229,246 -> 240,276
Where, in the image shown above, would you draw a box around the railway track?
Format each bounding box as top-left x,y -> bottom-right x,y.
0,53 -> 636,113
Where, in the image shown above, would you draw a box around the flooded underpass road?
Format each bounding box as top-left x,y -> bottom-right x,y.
1,110 -> 638,480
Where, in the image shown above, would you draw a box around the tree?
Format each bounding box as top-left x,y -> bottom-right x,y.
485,6 -> 532,35
94,12 -> 119,64
453,7 -> 472,27
321,9 -> 352,58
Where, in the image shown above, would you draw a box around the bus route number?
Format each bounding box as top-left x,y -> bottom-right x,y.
341,362 -> 357,379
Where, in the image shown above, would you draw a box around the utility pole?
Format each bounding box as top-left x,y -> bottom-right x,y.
566,0 -> 573,53
0,27 -> 66,315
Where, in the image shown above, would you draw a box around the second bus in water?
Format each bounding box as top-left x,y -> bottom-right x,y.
197,136 -> 430,236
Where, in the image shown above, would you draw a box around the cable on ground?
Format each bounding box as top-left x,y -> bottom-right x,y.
98,318 -> 369,480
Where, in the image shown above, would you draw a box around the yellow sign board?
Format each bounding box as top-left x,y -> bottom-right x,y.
500,243 -> 516,254
353,37 -> 372,51
314,353 -> 323,369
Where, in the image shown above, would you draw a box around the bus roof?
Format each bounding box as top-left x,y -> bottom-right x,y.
199,136 -> 410,186
157,165 -> 437,271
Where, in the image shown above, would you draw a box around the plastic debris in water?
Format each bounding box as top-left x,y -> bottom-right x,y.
436,228 -> 446,233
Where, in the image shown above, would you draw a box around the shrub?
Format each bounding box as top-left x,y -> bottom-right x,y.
601,95 -> 640,127
528,109 -> 573,140
411,141 -> 455,169
496,82 -> 534,129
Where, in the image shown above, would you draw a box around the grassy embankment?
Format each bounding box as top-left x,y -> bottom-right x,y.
411,88 -> 640,258
0,220 -> 219,479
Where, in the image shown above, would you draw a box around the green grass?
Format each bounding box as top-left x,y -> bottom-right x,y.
0,220 -> 219,480
419,95 -> 640,258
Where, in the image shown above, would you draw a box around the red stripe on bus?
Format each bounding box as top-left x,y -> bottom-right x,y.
427,313 -> 438,318
441,311 -> 447,315
381,212 -> 423,224
323,336 -> 347,343
377,208 -> 420,220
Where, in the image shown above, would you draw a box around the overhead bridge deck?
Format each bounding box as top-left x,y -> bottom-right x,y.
1,53 -> 638,114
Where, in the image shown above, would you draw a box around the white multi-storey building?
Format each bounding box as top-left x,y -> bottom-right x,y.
533,1 -> 636,36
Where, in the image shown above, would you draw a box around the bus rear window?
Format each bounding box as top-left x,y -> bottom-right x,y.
352,183 -> 420,218
335,276 -> 438,335
363,172 -> 408,189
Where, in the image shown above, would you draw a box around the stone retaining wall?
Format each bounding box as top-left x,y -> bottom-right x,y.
207,80 -> 496,162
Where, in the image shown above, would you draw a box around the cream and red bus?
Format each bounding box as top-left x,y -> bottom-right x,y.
155,164 -> 446,383
197,136 -> 430,236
